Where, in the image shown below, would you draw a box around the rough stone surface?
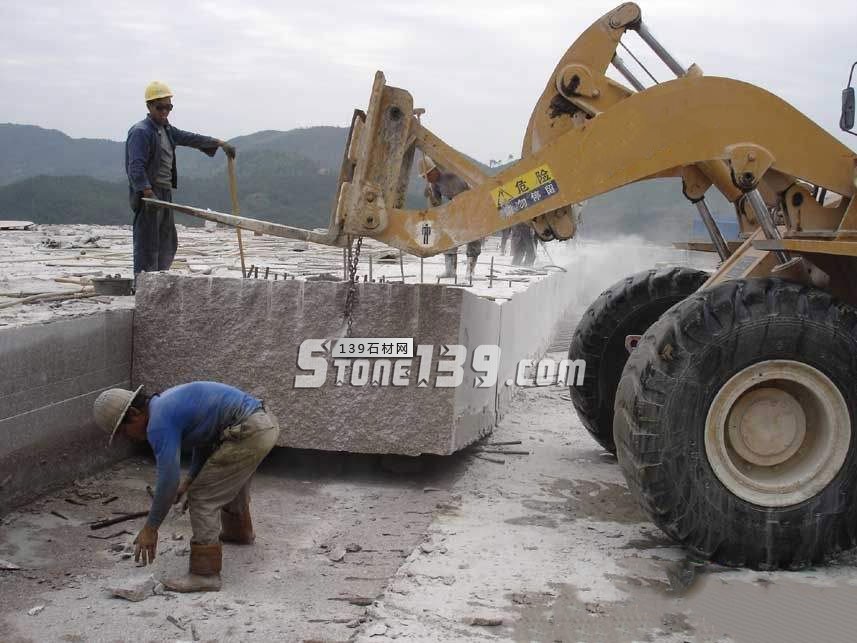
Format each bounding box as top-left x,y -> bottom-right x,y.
133,273 -> 500,455
108,574 -> 157,602
0,311 -> 136,514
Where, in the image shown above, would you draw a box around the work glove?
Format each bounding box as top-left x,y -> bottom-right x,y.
134,524 -> 158,565
220,142 -> 237,159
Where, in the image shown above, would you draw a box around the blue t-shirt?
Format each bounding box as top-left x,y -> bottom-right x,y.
145,382 -> 262,527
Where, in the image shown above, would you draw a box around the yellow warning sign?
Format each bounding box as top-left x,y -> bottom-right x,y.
490,164 -> 559,218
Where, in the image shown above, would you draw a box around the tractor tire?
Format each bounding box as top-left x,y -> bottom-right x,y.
568,266 -> 708,453
615,278 -> 857,570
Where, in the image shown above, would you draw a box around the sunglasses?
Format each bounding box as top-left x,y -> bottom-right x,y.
153,103 -> 173,112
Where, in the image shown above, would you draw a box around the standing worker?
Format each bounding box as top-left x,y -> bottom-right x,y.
92,381 -> 279,592
420,156 -> 483,279
511,223 -> 537,267
126,81 -> 236,275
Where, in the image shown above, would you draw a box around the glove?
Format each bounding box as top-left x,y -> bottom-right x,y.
134,524 -> 158,565
220,142 -> 237,159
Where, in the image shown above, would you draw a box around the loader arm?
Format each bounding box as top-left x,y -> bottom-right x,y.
332,72 -> 854,257
153,2 -> 856,262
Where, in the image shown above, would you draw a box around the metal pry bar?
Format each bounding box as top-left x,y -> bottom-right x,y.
143,198 -> 346,247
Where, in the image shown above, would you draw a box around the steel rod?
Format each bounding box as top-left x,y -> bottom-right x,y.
636,21 -> 687,77
619,42 -> 659,85
694,199 -> 731,261
611,53 -> 646,91
746,190 -> 789,263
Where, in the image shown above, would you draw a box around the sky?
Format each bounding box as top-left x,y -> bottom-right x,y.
1,0 -> 855,163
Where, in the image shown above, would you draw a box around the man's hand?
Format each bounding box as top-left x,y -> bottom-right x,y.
134,525 -> 158,565
142,188 -> 155,199
220,142 -> 236,159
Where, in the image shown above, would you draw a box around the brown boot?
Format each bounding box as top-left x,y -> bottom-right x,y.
162,543 -> 222,593
219,508 -> 255,545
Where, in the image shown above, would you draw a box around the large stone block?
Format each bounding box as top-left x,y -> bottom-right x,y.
496,267 -> 579,417
132,273 -> 500,455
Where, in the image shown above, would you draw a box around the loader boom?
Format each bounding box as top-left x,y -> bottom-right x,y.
152,2 -> 857,274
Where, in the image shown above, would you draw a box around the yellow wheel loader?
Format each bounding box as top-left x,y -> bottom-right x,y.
152,3 -> 857,570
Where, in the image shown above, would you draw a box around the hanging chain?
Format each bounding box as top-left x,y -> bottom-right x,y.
343,236 -> 363,337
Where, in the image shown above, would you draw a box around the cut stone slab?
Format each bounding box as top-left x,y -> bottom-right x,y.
133,273 -> 500,456
0,310 -> 135,513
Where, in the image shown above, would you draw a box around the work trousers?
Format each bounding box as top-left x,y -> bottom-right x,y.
444,239 -> 483,258
131,185 -> 177,274
511,224 -> 536,266
187,410 -> 280,544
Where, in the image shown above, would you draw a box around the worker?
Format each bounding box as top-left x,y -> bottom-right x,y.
511,223 -> 537,266
420,156 -> 483,279
92,381 -> 279,592
499,227 -> 511,255
126,81 -> 236,275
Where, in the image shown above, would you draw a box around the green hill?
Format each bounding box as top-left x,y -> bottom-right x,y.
0,175 -> 128,225
0,124 -> 123,186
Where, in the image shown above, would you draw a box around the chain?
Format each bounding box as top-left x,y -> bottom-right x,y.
343,236 -> 363,337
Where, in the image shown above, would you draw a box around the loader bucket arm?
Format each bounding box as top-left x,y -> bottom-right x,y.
330,74 -> 854,257
151,2 -> 856,260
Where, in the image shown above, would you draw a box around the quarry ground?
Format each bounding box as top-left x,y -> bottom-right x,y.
3,226 -> 856,642
3,356 -> 857,643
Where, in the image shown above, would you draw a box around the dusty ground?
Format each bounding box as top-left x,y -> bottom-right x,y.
3,356 -> 857,642
0,223 -> 573,328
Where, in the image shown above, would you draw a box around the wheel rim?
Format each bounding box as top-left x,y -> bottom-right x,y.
704,359 -> 851,507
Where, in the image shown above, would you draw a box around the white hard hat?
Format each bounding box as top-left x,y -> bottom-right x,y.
418,155 -> 437,178
93,385 -> 143,446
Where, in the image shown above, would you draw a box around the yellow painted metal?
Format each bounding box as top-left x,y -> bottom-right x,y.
753,238 -> 857,258
342,73 -> 854,257
704,229 -> 779,286
158,2 -> 857,292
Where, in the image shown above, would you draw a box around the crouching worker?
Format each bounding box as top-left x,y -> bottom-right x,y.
92,381 -> 280,592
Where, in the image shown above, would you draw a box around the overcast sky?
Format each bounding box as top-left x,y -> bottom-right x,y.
1,0 -> 855,163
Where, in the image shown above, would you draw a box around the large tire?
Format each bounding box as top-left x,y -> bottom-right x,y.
568,267 -> 708,452
615,278 -> 857,570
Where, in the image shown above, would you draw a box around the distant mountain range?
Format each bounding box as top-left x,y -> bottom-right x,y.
0,122 -> 731,242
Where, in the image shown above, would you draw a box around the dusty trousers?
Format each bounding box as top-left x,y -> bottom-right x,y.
187,410 -> 280,544
131,184 -> 176,274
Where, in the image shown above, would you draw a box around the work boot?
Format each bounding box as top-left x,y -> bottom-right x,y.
162,543 -> 222,593
220,508 -> 255,545
442,254 -> 457,278
466,256 -> 478,280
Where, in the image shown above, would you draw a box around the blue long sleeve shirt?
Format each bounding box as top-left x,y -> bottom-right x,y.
125,115 -> 221,193
145,382 -> 262,528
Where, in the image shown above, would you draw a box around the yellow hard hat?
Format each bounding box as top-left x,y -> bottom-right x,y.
93,385 -> 143,445
418,155 -> 437,178
145,81 -> 173,102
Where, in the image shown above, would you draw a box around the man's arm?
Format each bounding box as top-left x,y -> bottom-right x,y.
147,430 -> 181,528
170,126 -> 232,158
126,128 -> 152,193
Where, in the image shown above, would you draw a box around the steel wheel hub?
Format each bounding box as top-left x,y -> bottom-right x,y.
705,360 -> 850,507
